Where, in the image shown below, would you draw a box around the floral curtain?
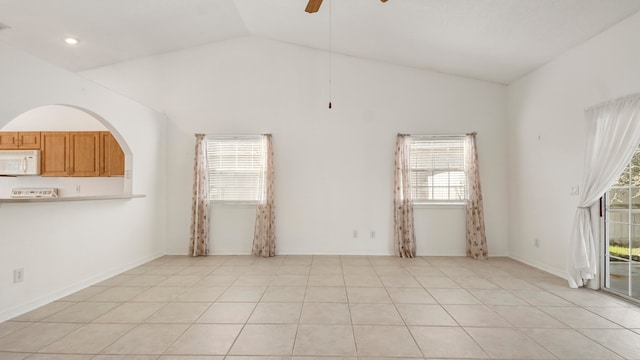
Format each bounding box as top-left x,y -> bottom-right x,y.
189,134 -> 210,256
465,133 -> 488,260
394,134 -> 416,258
568,93 -> 640,288
252,134 -> 276,257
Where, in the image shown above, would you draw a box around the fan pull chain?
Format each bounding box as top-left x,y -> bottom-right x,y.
328,0 -> 332,109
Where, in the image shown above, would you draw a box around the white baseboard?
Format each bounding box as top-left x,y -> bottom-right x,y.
509,254 -> 568,280
0,252 -> 164,323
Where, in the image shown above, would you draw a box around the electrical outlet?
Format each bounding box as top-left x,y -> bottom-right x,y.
75,185 -> 81,193
534,238 -> 540,248
13,268 -> 24,283
370,231 -> 376,239
352,230 -> 358,238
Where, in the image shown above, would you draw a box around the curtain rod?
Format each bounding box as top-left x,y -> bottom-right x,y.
407,132 -> 477,137
202,134 -> 263,139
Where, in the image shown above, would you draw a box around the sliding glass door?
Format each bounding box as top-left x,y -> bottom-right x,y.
604,146 -> 640,301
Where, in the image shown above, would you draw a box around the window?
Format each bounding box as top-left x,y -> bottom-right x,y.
409,136 -> 466,203
206,136 -> 265,202
604,144 -> 640,300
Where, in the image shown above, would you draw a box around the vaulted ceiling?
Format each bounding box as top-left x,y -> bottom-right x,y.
1,0 -> 639,84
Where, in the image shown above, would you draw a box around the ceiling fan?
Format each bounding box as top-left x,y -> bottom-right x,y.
305,0 -> 388,13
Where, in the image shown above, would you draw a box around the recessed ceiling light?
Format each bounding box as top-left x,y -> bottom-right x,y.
64,37 -> 79,45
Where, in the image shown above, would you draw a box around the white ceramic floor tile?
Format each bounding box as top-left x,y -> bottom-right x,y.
101,324 -> 188,354
39,323 -> 134,354
443,305 -> 511,327
85,287 -> 149,302
92,302 -> 164,324
521,328 -> 623,359
415,276 -> 461,289
428,289 -> 481,305
229,324 -> 297,355
196,302 -> 256,323
0,321 -> 33,338
217,287 -> 266,302
304,287 -> 347,303
164,324 -> 243,355
539,306 -> 621,329
491,305 -> 568,328
0,322 -> 81,352
409,326 -> 488,358
468,289 -> 529,305
293,324 -> 357,356
395,304 -> 457,326
42,302 -> 119,323
144,302 -> 210,323
248,303 -> 302,324
352,325 -> 422,357
585,306 -> 640,328
299,303 -> 351,324
580,328 -> 640,359
260,286 -> 306,302
349,303 -> 403,325
1,255 -> 636,360
465,327 -> 556,359
346,287 -> 392,303
11,302 -> 75,322
386,287 -> 437,304
509,289 -> 573,306
175,286 -> 226,302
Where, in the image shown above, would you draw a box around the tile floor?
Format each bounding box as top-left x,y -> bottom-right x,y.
1,255 -> 640,359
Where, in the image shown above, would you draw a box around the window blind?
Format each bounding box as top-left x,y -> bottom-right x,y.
206,136 -> 264,202
409,137 -> 466,202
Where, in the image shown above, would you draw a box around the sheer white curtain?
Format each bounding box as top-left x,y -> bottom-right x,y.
394,134 -> 416,258
568,93 -> 640,288
190,134 -> 210,256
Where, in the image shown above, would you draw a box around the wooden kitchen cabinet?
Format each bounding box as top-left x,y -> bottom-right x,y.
41,131 -> 101,177
100,132 -> 125,176
41,132 -> 70,176
70,132 -> 100,177
0,132 -> 41,150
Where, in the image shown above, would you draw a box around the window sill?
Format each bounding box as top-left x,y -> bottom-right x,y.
413,202 -> 466,208
210,201 -> 258,207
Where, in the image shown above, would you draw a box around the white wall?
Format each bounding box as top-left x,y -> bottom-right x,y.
0,43 -> 168,321
83,37 -> 508,257
507,12 -> 640,277
3,104 -> 108,131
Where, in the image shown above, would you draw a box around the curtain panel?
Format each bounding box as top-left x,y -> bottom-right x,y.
252,134 -> 276,257
465,133 -> 489,260
189,134 -> 210,256
465,133 -> 488,259
394,134 -> 416,258
568,93 -> 640,288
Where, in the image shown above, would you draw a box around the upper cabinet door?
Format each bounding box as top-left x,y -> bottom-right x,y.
18,132 -> 41,149
0,132 -> 40,149
100,132 -> 125,176
0,132 -> 18,149
41,132 -> 70,176
69,132 -> 100,177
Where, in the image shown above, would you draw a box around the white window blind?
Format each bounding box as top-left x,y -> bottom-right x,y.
409,136 -> 466,202
206,136 -> 264,202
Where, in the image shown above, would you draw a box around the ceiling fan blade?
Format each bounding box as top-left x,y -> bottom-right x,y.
305,0 -> 323,13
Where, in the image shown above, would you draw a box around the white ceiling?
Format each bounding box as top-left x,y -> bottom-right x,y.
1,0 -> 640,84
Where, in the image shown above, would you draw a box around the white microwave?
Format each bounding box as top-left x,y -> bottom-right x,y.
0,150 -> 41,175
